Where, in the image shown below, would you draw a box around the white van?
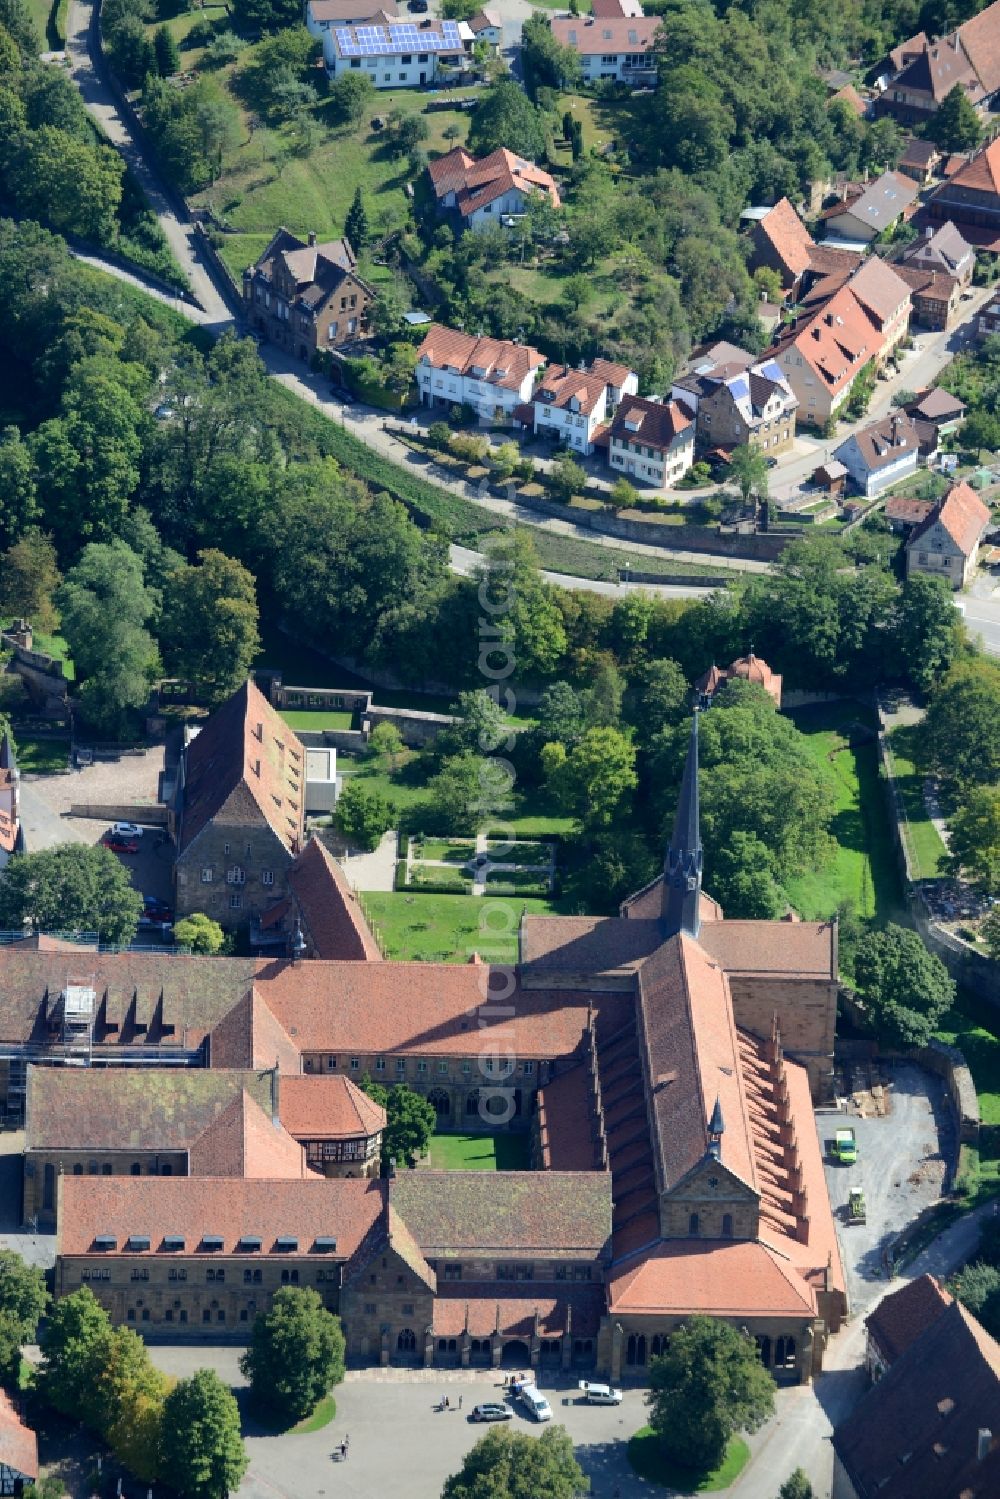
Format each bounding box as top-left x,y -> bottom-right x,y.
578,1380 -> 623,1405
518,1384 -> 552,1421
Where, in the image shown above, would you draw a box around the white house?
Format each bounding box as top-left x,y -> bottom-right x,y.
415,324 -> 545,422
906,480 -> 992,587
832,411 -> 919,496
322,14 -> 471,87
608,395 -> 696,488
467,8 -> 502,47
427,146 -> 560,233
528,358 -> 637,454
305,0 -> 398,39
550,15 -> 660,83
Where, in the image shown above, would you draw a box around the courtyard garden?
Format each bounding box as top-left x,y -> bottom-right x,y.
359,891 -> 564,964
402,833 -> 556,897
426,1131 -> 530,1170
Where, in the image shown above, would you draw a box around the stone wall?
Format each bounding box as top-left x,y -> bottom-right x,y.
1,631 -> 68,717
68,803 -> 168,825
730,975 -> 839,1100
175,820 -> 295,928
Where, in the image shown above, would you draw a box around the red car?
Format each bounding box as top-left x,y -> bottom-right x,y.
103,835 -> 139,855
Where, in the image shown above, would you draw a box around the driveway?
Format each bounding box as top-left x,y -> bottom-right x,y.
148,1347 -> 652,1499
341,829 -> 399,893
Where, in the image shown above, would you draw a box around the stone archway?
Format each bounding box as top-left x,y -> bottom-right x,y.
501,1339 -> 531,1368
428,1088 -> 451,1119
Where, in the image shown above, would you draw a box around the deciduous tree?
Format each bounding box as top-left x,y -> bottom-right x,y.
647,1315 -> 775,1471
0,1251 -> 47,1381
443,1425 -> 589,1499
360,1079 -> 435,1168
854,923 -> 955,1047
948,784 -> 1000,894
160,549 -> 260,704
0,844 -> 144,946
0,529 -> 59,631
36,1288 -> 114,1431
174,913 -> 226,954
240,1287 -> 345,1424
335,780 -> 396,850
159,1369 -> 248,1499
467,79 -> 545,160
56,541 -> 160,735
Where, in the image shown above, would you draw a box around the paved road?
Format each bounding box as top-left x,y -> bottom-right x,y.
959,585 -> 1000,656
64,0 -> 232,326
450,543 -> 717,597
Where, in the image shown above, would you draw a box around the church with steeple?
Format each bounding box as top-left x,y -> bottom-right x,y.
522,712 -> 847,1382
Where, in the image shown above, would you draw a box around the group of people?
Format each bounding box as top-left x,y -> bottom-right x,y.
439,1394 -> 463,1410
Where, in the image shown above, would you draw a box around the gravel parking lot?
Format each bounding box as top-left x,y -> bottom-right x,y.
149,1346 -> 653,1499
821,1061 -> 953,1313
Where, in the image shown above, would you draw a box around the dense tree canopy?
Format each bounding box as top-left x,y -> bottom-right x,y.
0,1251 -> 47,1381
56,541 -> 160,733
918,660 -> 1000,791
442,1424 -> 589,1499
853,923 -> 955,1047
159,1369 -> 248,1499
160,549 -> 260,704
0,844 -> 144,945
360,1079 -> 435,1168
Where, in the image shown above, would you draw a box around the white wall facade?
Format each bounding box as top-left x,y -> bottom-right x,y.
534,389 -> 608,454
577,50 -> 656,83
416,361 -> 534,421
466,188 -> 530,230
609,430 -> 695,488
324,41 -> 459,85
835,437 -> 918,496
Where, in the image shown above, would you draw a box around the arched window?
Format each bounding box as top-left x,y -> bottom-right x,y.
428,1088 -> 450,1118
688,1213 -> 699,1236
465,1090 -> 480,1116
626,1334 -> 647,1366
755,1335 -> 772,1367
397,1328 -> 417,1353
722,1213 -> 733,1238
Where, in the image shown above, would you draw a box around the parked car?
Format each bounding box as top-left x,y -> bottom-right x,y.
138,915 -> 173,934
577,1381 -> 623,1405
516,1385 -> 552,1422
111,822 -> 144,839
103,836 -> 139,855
143,896 -> 172,916
470,1404 -> 512,1423
74,747 -> 93,768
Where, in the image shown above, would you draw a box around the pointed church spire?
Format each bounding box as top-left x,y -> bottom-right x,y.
661,712 -> 703,939
708,1097 -> 724,1160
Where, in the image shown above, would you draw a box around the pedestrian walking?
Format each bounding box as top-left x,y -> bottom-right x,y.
340,1441 -> 347,1461
458,1395 -> 463,1410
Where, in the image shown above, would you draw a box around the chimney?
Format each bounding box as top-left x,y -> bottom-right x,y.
308,231 -> 317,247
978,1429 -> 992,1463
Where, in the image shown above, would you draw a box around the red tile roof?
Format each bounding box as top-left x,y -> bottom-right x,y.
416,325 -> 545,392
428,146 -> 560,218
534,1061 -> 604,1171
753,198 -> 815,282
258,960 -> 611,1059
279,1075 -> 386,1141
58,1175 -> 387,1258
187,1089 -> 309,1178
609,394 -> 694,452
829,83 -> 867,115
947,136 -> 1000,196
608,1239 -> 817,1317
432,1285 -> 604,1337
208,987 -> 301,1072
551,14 -> 660,52
847,256 -> 912,327
959,0 -> 1000,96
287,838 -> 381,961
773,286 -> 875,396
866,1274 -> 953,1366
909,479 -> 991,557
885,496 -> 935,526
0,1392 -> 37,1483
177,679 -> 304,855
534,365 -> 610,418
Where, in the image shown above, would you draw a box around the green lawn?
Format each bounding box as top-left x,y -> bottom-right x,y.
196,84 -> 480,283
15,734 -> 70,775
26,0 -> 67,49
280,709 -> 355,731
628,1429 -> 750,1492
338,750 -> 434,813
782,703 -> 905,925
415,839 -> 476,862
885,723 -> 949,881
291,1393 -> 336,1434
427,1131 -> 530,1170
2,620 -> 75,681
358,891 -> 561,963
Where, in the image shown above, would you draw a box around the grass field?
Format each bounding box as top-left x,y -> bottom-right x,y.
885,723 -> 949,880
628,1429 -> 750,1493
26,0 -> 67,49
359,891 -> 561,963
280,709 -> 355,731
16,735 -> 70,775
783,703 -> 905,925
427,1131 -> 530,1170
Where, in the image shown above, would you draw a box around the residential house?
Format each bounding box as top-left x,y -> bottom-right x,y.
978,292 -> 1000,338
242,229 -> 374,359
822,171 -> 920,244
0,1390 -> 37,1495
467,8 -> 501,46
170,679 -> 305,928
874,0 -> 1000,125
828,83 -> 867,117
321,16 -> 470,86
0,734 -> 22,871
845,255 -> 913,354
896,137 -> 941,184
832,411 -> 920,496
529,358 -> 638,454
607,395 -> 695,487
770,286 -> 878,426
742,197 -> 816,296
415,325 -> 545,422
862,1273 -> 953,1381
427,146 -> 560,233
305,0 -> 398,39
905,386 -> 967,455
905,479 -> 992,585
833,1295 -> 1000,1498
695,654 -> 782,708
671,355 -> 798,458
895,265 -> 962,328
900,220 -> 975,284
929,137 -> 1000,237
550,15 -> 661,84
